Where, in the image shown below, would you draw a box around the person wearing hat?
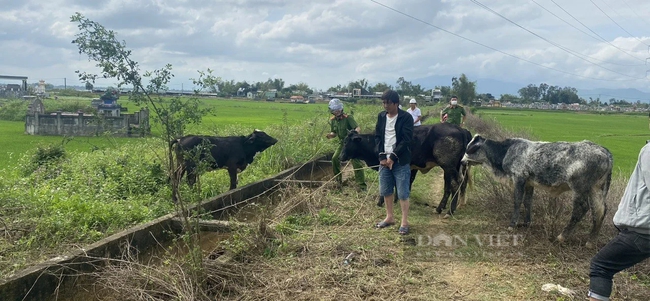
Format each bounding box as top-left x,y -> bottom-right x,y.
326,98 -> 367,190
407,98 -> 422,127
440,95 -> 466,126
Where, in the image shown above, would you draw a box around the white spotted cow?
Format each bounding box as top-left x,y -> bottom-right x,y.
462,135 -> 612,246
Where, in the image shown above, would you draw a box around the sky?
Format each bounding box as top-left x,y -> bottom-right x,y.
2,0 -> 650,94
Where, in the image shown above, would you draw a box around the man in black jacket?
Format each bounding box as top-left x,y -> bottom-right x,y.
374,90 -> 414,235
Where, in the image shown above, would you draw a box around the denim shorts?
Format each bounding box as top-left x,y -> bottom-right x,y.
379,163 -> 411,200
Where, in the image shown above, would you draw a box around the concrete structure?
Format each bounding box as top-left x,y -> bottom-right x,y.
0,156 -> 332,301
25,97 -> 150,137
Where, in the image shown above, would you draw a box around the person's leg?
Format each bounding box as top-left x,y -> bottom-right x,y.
378,166 -> 396,225
394,163 -> 411,231
589,230 -> 650,300
331,143 -> 343,184
352,158 -> 366,190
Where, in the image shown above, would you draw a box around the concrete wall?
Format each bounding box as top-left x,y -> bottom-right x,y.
25,109 -> 150,137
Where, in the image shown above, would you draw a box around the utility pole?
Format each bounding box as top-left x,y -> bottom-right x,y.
64,78 -> 66,90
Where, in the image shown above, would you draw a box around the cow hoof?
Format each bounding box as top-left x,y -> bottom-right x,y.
435,208 -> 443,214
443,213 -> 451,219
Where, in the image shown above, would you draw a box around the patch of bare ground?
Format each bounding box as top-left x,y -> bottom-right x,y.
89,161 -> 649,301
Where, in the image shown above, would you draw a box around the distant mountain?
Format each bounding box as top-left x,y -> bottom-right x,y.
412,75 -> 650,103
577,88 -> 650,103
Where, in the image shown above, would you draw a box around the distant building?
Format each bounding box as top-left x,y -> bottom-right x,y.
290,95 -> 304,102
265,90 -> 277,100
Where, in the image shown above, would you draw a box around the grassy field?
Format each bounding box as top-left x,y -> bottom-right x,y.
2,98 -> 649,300
474,108 -> 649,175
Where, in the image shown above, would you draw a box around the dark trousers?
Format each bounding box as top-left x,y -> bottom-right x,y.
589,229 -> 650,300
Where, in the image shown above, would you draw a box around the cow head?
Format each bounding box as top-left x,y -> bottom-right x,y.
246,129 -> 278,150
462,134 -> 487,166
340,130 -> 365,162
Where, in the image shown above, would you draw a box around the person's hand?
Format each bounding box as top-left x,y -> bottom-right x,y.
386,158 -> 394,170
380,159 -> 388,167
326,132 -> 336,139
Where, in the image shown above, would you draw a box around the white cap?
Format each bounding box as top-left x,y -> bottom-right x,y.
409,98 -> 417,104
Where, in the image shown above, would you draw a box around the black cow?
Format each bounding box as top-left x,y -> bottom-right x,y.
462,135 -> 612,246
340,123 -> 473,216
171,130 -> 278,189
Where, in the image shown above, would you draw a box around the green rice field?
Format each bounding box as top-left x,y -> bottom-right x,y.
475,108 -> 649,175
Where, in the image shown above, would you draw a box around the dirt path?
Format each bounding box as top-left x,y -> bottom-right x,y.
142,163 -> 646,301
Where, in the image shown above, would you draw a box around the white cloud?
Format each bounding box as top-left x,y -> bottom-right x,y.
1,0 -> 649,95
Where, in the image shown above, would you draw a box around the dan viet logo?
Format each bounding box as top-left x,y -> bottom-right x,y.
411,232 -> 525,258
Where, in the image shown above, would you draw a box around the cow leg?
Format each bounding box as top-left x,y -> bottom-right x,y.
227,166 -> 238,190
587,188 -> 607,246
521,185 -> 534,227
458,164 -> 470,207
409,170 -> 417,192
435,171 -> 452,214
557,192 -> 590,243
186,166 -> 197,187
445,180 -> 459,217
510,179 -> 527,229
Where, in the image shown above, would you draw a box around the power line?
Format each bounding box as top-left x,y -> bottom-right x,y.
471,0 -> 645,79
530,0 -> 645,65
600,0 -> 650,38
368,0 -> 640,82
589,0 -> 650,47
621,0 -> 650,31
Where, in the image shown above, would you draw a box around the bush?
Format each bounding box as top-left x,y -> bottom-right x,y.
0,99 -> 29,121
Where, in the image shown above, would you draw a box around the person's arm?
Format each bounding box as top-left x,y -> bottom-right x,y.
639,145 -> 650,188
414,109 -> 422,124
461,107 -> 467,126
440,108 -> 446,122
347,115 -> 361,133
390,113 -> 413,163
327,120 -> 336,139
375,113 -> 384,160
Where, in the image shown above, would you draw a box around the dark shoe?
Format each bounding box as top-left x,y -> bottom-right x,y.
398,226 -> 410,235
375,221 -> 395,229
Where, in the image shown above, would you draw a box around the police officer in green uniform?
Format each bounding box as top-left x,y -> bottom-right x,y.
326,98 -> 366,190
440,95 -> 466,126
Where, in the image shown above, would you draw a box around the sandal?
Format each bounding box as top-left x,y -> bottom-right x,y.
398,226 -> 410,235
375,221 -> 395,229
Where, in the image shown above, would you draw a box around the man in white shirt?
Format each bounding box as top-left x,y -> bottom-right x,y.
407,98 -> 422,127
374,90 -> 414,235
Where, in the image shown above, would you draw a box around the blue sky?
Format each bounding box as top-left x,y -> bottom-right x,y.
1,0 -> 649,93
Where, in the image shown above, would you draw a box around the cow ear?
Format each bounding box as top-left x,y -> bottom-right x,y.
466,137 -> 484,154
352,136 -> 361,142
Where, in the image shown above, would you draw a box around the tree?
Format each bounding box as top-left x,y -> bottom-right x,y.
451,74 -> 476,105
500,94 -> 520,103
71,12 -> 210,277
370,82 -> 391,93
539,83 -> 549,100
85,82 -> 93,91
100,86 -> 119,102
518,84 -> 539,103
347,78 -> 370,95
